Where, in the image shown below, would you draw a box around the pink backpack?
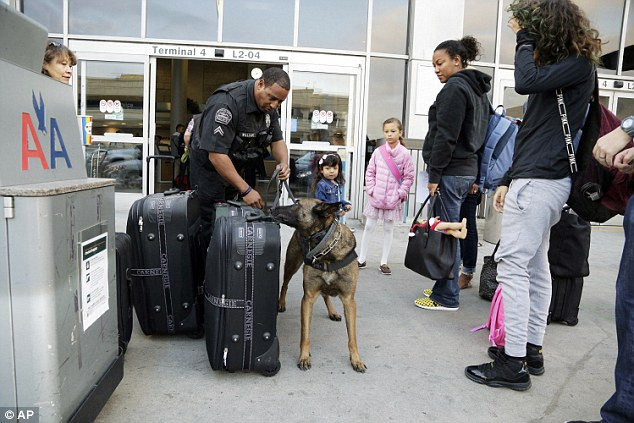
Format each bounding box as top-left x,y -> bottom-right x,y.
471,284 -> 505,346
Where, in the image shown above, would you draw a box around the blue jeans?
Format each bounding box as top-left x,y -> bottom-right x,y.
460,192 -> 480,274
429,175 -> 475,308
601,195 -> 634,423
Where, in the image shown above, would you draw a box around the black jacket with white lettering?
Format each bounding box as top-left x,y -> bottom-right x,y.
501,29 -> 595,185
423,69 -> 492,184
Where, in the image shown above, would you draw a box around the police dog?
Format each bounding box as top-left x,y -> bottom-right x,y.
272,198 -> 366,373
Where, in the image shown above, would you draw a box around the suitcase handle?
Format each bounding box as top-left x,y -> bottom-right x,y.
245,210 -> 276,222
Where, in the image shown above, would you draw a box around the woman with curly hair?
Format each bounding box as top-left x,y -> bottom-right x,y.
465,0 -> 601,391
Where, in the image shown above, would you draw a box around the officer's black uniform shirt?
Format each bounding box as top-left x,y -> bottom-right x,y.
198,79 -> 283,156
191,79 -> 283,200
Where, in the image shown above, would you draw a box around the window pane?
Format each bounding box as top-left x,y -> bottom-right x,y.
289,71 -> 355,146
367,58 -> 405,141
615,96 -> 634,120
621,1 -> 634,76
288,150 -> 331,199
463,0 -> 498,63
24,0 -> 63,33
224,0 -> 293,46
499,0 -> 516,65
298,0 -> 368,51
371,0 -> 408,54
147,0 -> 217,41
83,61 -> 144,137
577,0 -> 624,75
502,86 -> 527,119
81,61 -> 145,193
500,0 -> 625,72
85,142 -> 143,192
69,0 -> 141,37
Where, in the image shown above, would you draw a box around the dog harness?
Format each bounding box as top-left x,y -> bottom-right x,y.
299,220 -> 358,272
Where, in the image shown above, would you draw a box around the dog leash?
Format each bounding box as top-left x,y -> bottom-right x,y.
265,167 -> 297,211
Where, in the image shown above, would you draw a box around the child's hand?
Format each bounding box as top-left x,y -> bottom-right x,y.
344,204 -> 352,212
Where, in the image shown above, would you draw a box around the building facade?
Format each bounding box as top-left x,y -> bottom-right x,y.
8,0 -> 634,218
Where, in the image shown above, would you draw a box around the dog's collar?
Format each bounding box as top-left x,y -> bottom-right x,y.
300,221 -> 358,272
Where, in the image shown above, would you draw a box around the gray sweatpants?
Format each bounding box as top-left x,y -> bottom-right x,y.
495,177 -> 571,358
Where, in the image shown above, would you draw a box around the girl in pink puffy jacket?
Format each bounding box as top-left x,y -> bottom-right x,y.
357,118 -> 415,275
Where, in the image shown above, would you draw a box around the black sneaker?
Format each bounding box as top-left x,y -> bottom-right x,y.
465,351 -> 532,391
488,343 -> 544,376
358,261 -> 367,269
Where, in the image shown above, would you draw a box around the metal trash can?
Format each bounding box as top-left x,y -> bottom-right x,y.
0,6 -> 122,422
483,191 -> 503,244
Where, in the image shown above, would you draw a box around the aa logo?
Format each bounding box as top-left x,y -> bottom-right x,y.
22,90 -> 71,170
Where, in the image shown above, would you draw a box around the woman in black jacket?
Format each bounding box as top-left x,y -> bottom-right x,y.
465,0 -> 601,391
416,36 -> 491,311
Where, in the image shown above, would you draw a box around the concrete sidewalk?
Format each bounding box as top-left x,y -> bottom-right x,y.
99,200 -> 623,423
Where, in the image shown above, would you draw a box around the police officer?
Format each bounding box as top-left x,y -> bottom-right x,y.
190,67 -> 291,244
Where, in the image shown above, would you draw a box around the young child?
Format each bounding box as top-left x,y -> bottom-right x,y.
410,217 -> 468,239
358,118 -> 415,275
312,153 -> 352,218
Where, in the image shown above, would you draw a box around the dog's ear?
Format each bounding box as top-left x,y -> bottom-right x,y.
313,201 -> 341,218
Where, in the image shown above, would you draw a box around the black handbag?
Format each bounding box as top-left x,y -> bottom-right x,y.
556,77 -> 621,223
479,241 -> 500,301
404,193 -> 457,280
548,207 -> 591,278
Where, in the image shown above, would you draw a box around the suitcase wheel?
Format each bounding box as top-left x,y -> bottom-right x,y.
261,362 -> 281,377
187,325 -> 205,339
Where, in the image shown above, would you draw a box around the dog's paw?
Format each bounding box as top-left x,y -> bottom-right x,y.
328,312 -> 342,322
297,356 -> 312,371
351,358 -> 367,373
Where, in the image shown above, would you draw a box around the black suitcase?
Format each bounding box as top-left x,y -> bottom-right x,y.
204,210 -> 281,376
547,276 -> 584,326
126,190 -> 204,336
115,232 -> 134,353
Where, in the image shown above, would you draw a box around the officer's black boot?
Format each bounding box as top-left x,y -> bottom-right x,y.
465,351 -> 532,391
487,342 -> 544,375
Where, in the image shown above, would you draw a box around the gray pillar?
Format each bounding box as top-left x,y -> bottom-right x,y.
170,60 -> 188,132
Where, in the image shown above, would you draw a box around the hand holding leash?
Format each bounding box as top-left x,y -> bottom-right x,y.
276,163 -> 291,181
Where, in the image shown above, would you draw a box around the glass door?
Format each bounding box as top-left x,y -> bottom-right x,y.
493,69 -> 527,119
612,92 -> 634,119
285,64 -> 362,213
78,57 -> 148,198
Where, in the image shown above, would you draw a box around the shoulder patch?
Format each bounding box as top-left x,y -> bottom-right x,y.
213,126 -> 225,136
215,108 -> 232,125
